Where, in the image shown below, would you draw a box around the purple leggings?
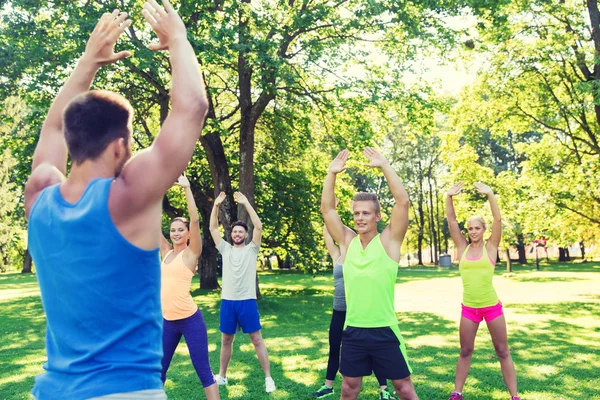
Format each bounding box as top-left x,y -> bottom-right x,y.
161,309 -> 216,387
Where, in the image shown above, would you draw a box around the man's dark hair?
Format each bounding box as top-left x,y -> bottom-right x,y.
64,90 -> 133,164
231,220 -> 248,232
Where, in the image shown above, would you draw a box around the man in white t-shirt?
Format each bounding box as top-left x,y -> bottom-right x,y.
209,191 -> 275,393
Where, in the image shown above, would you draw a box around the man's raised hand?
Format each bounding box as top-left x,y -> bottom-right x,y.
364,147 -> 389,169
83,10 -> 131,67
142,0 -> 187,51
214,192 -> 226,207
234,192 -> 249,206
328,150 -> 349,175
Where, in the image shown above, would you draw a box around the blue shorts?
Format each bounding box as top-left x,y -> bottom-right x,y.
220,299 -> 262,334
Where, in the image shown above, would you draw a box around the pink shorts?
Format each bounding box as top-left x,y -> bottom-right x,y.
461,302 -> 503,323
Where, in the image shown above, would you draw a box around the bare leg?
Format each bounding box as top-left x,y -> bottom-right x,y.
391,376 -> 419,400
340,376 -> 362,400
487,315 -> 518,397
203,383 -> 220,400
219,333 -> 235,377
248,330 -> 271,377
454,316 -> 480,393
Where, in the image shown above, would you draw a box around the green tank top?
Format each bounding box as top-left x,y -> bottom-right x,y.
459,244 -> 499,308
344,234 -> 399,327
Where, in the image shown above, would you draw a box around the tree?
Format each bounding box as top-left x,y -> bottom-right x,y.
1,0 -> 472,286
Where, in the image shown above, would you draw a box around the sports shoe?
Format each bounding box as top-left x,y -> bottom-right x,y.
448,392 -> 463,400
312,384 -> 334,398
265,377 -> 276,393
380,387 -> 395,400
215,375 -> 227,386
511,397 -> 521,400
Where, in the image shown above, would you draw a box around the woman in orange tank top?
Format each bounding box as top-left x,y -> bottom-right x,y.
446,182 -> 519,400
159,175 -> 220,399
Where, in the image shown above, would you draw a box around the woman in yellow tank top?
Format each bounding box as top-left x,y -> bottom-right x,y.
446,182 -> 519,400
159,175 -> 220,400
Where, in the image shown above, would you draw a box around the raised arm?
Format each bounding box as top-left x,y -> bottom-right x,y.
446,182 -> 468,255
475,182 -> 502,250
25,11 -> 131,216
160,234 -> 172,259
209,192 -> 226,246
234,192 -> 262,247
321,150 -> 350,246
114,0 -> 208,211
364,147 -> 408,260
177,175 -> 202,258
323,224 -> 341,262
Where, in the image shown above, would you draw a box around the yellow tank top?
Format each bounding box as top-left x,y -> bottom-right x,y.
459,244 -> 499,308
161,250 -> 198,320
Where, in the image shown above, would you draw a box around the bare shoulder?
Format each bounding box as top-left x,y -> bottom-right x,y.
343,226 -> 357,246
25,163 -> 65,218
108,176 -> 163,250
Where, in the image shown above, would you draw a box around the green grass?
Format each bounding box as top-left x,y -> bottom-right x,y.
1,262 -> 599,399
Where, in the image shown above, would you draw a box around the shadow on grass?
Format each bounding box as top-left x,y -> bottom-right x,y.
0,295 -> 46,398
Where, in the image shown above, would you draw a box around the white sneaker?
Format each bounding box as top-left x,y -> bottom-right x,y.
215,375 -> 228,386
265,377 -> 276,393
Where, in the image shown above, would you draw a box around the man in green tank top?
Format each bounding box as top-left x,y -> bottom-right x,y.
321,148 -> 418,400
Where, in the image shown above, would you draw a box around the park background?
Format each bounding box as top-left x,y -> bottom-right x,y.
0,0 -> 599,399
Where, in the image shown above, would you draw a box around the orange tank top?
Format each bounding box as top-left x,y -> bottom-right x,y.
161,250 -> 198,320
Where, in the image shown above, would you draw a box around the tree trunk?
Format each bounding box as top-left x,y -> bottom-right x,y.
198,204 -> 220,289
516,234 -> 527,264
427,174 -> 439,265
22,248 -> 32,273
416,163 -> 425,265
580,241 -> 586,260
506,249 -> 512,273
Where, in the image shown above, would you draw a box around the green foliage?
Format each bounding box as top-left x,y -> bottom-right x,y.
0,97 -> 27,270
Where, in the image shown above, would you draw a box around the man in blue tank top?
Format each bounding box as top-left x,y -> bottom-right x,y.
24,2 -> 208,399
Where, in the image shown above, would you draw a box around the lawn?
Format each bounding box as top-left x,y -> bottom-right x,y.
0,261 -> 599,400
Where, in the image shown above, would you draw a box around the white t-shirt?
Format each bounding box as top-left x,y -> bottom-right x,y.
216,240 -> 259,300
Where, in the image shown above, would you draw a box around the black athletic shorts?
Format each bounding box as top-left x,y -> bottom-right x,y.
339,326 -> 411,380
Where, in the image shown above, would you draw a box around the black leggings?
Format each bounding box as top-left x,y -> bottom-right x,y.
326,309 -> 387,386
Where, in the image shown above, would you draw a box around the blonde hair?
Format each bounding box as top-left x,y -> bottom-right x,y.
352,192 -> 380,213
467,215 -> 487,229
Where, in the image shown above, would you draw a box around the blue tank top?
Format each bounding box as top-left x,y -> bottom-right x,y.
28,178 -> 163,400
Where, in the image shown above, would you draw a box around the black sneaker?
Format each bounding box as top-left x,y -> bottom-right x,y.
312,384 -> 334,398
380,387 -> 396,400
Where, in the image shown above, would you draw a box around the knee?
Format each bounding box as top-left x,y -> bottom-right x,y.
494,344 -> 510,360
341,380 -> 361,397
393,379 -> 416,400
222,335 -> 235,347
459,345 -> 474,358
250,335 -> 264,347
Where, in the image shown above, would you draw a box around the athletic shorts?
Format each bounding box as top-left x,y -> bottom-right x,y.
340,325 -> 412,380
220,299 -> 262,334
461,301 -> 503,323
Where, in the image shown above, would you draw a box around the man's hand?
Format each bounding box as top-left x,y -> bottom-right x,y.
142,0 -> 187,51
214,192 -> 226,207
328,149 -> 349,175
447,182 -> 464,197
364,147 -> 389,169
234,192 -> 249,206
82,10 -> 132,67
474,182 -> 494,196
175,174 -> 190,188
